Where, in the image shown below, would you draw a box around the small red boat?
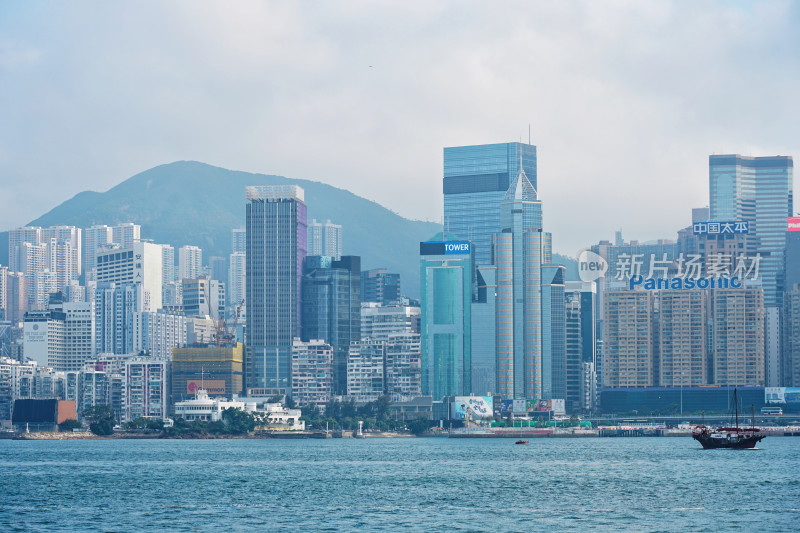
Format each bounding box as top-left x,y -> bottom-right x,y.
515,440 -> 529,445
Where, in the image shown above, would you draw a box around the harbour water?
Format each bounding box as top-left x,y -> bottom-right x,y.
2,437 -> 799,532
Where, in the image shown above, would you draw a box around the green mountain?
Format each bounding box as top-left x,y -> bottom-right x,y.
1,161 -> 441,298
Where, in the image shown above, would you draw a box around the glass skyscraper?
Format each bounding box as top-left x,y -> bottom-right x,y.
709,154 -> 793,307
419,233 -> 472,400
245,185 -> 307,392
443,142 -> 537,269
301,255 -> 361,395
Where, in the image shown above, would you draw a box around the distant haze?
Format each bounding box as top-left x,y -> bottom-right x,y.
1,1 -> 798,255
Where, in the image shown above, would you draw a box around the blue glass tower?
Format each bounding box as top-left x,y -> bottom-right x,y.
443,142 -> 537,269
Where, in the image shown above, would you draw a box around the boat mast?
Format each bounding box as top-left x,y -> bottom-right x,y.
734,388 -> 739,429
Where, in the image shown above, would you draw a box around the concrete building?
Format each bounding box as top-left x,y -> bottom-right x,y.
360,302 -> 420,342
120,357 -> 168,423
347,339 -> 385,403
182,276 -> 225,320
712,288 -> 765,387
171,343 -> 244,406
308,219 -> 343,260
361,269 -> 400,305
133,310 -> 186,360
384,332 -> 421,402
178,245 -> 203,281
95,242 -> 163,311
173,388 -> 252,422
245,185 -> 307,392
228,252 -> 246,318
94,283 -> 146,356
657,291 -> 707,387
602,291 -> 654,388
290,338 -> 333,409
564,281 -> 597,413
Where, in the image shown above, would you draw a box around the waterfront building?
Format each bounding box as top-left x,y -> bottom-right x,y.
711,288 -> 765,387
492,163 -> 551,400
470,265 -> 496,395
308,219 -> 343,260
245,185 -> 307,392
384,332 -> 421,402
290,338 -> 333,409
120,357 -> 168,423
443,142 -> 537,269
657,291 -> 707,387
178,245 -> 203,281
361,269 -> 401,305
95,242 -> 163,311
347,339 -> 385,402
360,301 -> 420,342
171,343 -> 244,406
174,388 -> 252,422
419,233 -> 472,400
602,291 -> 654,388
301,255 -> 361,394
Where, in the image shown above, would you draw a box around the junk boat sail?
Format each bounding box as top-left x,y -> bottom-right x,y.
692,388 -> 765,449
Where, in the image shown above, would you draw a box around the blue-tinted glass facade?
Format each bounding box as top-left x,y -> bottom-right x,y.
443,143 -> 537,268
246,189 -> 307,391
542,265 -> 565,400
420,232 -> 472,400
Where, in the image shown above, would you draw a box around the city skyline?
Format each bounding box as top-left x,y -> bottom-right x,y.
2,2 -> 800,256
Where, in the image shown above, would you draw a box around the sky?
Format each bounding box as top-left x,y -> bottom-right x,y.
1,0 -> 798,256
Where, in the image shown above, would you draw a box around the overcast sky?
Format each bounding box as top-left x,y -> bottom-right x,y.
1,1 -> 798,256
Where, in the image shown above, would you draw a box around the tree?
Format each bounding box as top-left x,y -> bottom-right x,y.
82,405 -> 116,436
222,407 -> 256,434
408,418 -> 431,436
301,403 -> 321,420
374,396 -> 391,421
58,419 -> 82,432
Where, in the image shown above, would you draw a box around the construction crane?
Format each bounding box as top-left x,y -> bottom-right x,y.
215,299 -> 245,347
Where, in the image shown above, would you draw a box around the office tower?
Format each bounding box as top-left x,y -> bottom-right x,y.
18,242 -> 47,310
360,302 -> 420,341
23,310 -> 66,367
419,234 -> 472,400
443,142 -> 537,269
84,225 -> 113,276
171,343 -> 244,405
290,338 -> 333,408
709,155 -> 793,306
133,311 -> 186,361
232,228 -> 247,254
5,272 -> 26,325
471,265 -> 497,395
542,265 -> 565,400
564,281 -> 597,413
711,288 -> 765,386
301,255 -> 361,395
384,332 -> 422,401
245,185 -> 307,391
361,269 -> 401,305
657,291 -> 707,386
603,291 -> 654,388
94,283 -> 146,355
308,219 -> 343,259
0,266 -> 6,320
182,277 -> 225,320
178,245 -> 203,281
95,242 -> 163,311
228,252 -> 246,315
784,286 -> 800,387
493,164 -> 552,400
49,301 -> 95,372
347,339 -> 385,402
111,223 -> 141,250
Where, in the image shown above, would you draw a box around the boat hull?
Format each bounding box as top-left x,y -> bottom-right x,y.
692,432 -> 764,449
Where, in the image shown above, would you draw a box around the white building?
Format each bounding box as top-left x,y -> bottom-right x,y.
95,242 -> 163,311
360,302 -> 420,343
111,223 -> 141,250
384,332 -> 421,402
121,357 -> 168,423
228,251 -> 246,317
291,338 -> 333,409
308,219 -> 342,260
174,389 -> 255,422
179,245 -> 203,281
347,339 -> 385,402
133,311 -> 186,360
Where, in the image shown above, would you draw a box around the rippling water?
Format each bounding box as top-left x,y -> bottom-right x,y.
2,437 -> 799,532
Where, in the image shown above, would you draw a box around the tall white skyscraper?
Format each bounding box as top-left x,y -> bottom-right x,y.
111,223 -> 141,250
308,219 -> 342,259
84,225 -> 113,275
179,245 -> 203,281
95,242 -> 163,311
228,252 -> 246,316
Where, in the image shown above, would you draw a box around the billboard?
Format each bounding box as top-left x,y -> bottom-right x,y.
187,380 -> 226,395
789,217 -> 800,232
499,399 -> 528,415
526,399 -> 566,415
692,221 -> 749,235
452,396 -> 493,419
766,387 -> 800,405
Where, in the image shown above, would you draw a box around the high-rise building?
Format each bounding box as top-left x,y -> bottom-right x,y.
8,227 -> 42,273
301,255 -> 361,395
23,310 -> 66,367
360,302 -> 420,342
384,332 -> 421,401
111,223 -> 140,250
84,225 -> 113,276
19,242 -> 47,310
120,357 -> 167,423
209,256 -> 227,286
95,242 -> 163,311
4,272 -> 26,325
290,338 -> 333,409
361,269 -> 401,305
602,291 -> 654,388
347,339 -> 385,402
94,283 -> 146,356
493,163 -> 551,400
542,265 -> 566,400
160,244 -> 175,285
419,234 -> 472,400
308,219 -> 343,260
178,245 -> 203,281
171,343 -> 244,405
133,311 -> 186,361
470,265 -> 497,395
49,301 -> 95,373
443,142 -> 537,269
564,281 -> 597,412
711,288 -> 765,386
245,185 -> 307,391
657,291 -> 707,387
232,228 -> 246,254
228,252 -> 246,316
182,276 -> 225,320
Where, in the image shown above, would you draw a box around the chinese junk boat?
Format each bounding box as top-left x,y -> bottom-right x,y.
692,388 -> 765,450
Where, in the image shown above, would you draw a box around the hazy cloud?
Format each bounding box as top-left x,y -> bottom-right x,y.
1,0 -> 798,255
